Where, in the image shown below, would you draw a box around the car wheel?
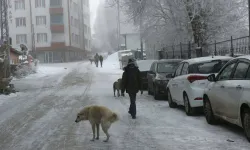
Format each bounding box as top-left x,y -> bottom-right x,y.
154,86 -> 160,100
167,89 -> 177,108
183,94 -> 194,116
147,83 -> 152,95
243,109 -> 250,142
148,87 -> 151,95
203,96 -> 218,125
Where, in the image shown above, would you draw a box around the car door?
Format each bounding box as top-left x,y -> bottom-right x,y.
170,63 -> 184,102
175,63 -> 189,102
209,61 -> 237,116
148,62 -> 156,91
224,60 -> 250,120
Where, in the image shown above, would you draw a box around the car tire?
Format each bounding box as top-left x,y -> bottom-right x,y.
183,94 -> 194,116
203,96 -> 218,125
147,83 -> 152,95
154,86 -> 160,100
243,109 -> 250,142
167,89 -> 177,108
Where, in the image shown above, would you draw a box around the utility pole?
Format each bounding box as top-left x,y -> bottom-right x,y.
117,0 -> 121,51
248,0 -> 250,53
138,0 -> 143,60
0,0 -> 10,78
29,0 -> 36,59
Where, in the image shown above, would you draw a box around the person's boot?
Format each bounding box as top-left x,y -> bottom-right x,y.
132,116 -> 136,119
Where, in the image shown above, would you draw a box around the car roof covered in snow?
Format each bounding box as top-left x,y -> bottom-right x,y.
236,55 -> 250,60
182,56 -> 232,64
156,59 -> 183,63
136,60 -> 155,71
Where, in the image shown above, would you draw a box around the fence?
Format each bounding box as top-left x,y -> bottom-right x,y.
157,36 -> 250,59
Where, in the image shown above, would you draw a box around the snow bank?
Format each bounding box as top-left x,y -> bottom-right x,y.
24,62 -> 80,79
97,52 -> 122,74
0,93 -> 21,107
106,52 -> 119,62
137,60 -> 155,71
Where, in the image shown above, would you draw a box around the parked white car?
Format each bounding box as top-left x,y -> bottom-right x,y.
166,56 -> 232,115
203,55 -> 250,142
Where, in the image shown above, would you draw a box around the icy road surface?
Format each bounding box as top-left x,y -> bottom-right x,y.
0,56 -> 250,150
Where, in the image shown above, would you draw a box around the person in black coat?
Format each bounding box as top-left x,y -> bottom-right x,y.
99,55 -> 103,67
121,58 -> 143,119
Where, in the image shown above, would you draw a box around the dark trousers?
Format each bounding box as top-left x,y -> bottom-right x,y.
95,61 -> 98,67
100,61 -> 103,67
128,93 -> 136,117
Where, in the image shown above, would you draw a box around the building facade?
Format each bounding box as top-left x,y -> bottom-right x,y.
8,0 -> 91,63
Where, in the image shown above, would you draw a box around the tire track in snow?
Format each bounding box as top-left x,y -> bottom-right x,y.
117,95 -> 165,150
0,62 -> 90,150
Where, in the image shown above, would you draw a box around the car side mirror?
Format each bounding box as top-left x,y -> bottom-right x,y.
207,74 -> 216,82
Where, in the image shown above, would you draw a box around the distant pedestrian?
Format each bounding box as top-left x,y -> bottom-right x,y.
121,58 -> 143,119
94,53 -> 99,67
99,55 -> 103,67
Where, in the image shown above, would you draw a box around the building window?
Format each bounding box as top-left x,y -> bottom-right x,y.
35,0 -> 45,8
84,0 -> 89,7
37,33 -> 48,43
88,27 -> 91,34
71,16 -> 73,26
15,0 -> 25,10
36,16 -> 46,25
50,0 -> 62,7
74,18 -> 77,28
72,33 -> 74,43
84,24 -> 87,33
50,14 -> 63,24
16,34 -> 27,44
75,35 -> 79,44
74,2 -> 78,12
16,17 -> 26,27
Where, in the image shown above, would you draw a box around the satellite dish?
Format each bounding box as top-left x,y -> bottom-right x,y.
20,44 -> 28,52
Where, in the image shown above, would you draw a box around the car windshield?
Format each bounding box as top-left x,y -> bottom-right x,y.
189,60 -> 229,74
157,62 -> 179,73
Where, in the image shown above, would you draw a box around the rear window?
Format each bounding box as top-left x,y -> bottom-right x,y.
157,62 -> 180,73
189,60 -> 229,74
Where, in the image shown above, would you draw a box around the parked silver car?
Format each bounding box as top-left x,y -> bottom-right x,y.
203,55 -> 250,142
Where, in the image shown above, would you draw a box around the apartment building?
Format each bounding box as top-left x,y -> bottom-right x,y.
8,0 -> 91,63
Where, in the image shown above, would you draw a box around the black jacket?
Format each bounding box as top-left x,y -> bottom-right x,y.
99,55 -> 103,61
121,63 -> 142,94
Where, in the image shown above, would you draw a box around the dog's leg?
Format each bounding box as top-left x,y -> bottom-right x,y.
117,90 -> 120,97
90,124 -> 95,141
101,121 -> 111,142
96,123 -> 100,140
113,84 -> 116,97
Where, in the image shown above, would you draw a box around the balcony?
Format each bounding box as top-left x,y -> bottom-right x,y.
49,7 -> 63,14
51,42 -> 65,48
50,24 -> 64,33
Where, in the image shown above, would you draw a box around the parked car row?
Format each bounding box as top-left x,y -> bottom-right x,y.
137,55 -> 250,142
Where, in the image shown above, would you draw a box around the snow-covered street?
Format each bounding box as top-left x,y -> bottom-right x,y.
0,53 -> 249,150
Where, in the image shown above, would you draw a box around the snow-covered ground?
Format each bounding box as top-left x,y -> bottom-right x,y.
0,53 -> 249,150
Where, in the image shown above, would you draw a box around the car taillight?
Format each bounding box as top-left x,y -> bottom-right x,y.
194,97 -> 203,100
187,75 -> 207,83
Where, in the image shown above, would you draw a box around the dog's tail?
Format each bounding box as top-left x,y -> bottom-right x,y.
109,112 -> 119,123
